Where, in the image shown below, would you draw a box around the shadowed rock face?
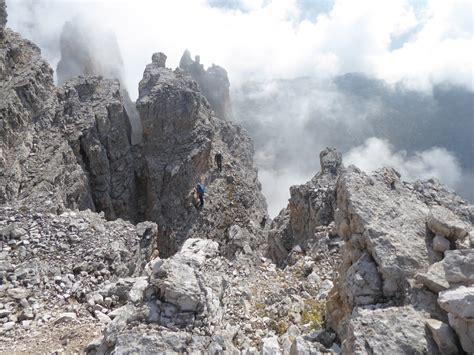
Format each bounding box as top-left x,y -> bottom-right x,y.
179,49 -> 233,120
0,0 -> 6,37
137,53 -> 267,256
0,27 -> 138,221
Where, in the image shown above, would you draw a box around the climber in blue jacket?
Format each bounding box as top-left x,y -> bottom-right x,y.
196,183 -> 205,208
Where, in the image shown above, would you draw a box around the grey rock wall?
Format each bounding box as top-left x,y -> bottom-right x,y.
268,147 -> 343,264
0,0 -> 6,37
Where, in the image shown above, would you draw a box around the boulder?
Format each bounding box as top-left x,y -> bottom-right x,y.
54,312 -> 77,324
151,259 -> 202,312
443,250 -> 474,285
425,318 -> 459,355
345,253 -> 383,306
95,310 -> 112,324
439,286 -> 474,353
342,306 -> 428,354
174,238 -> 219,268
447,313 -> 474,353
415,261 -> 449,293
7,288 -> 31,300
433,235 -> 450,253
427,205 -> 471,241
438,286 -> 474,320
261,336 -> 281,355
128,277 -> 149,304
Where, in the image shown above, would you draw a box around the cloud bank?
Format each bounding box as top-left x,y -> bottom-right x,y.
345,137 -> 462,188
7,0 -> 473,216
7,0 -> 473,97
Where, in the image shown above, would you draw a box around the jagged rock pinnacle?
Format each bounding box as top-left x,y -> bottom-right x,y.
178,49 -> 233,120
179,49 -> 194,69
151,52 -> 167,68
319,147 -> 342,175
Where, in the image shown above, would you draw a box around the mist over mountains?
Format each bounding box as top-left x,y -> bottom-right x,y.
6,0 -> 473,216
233,74 -> 473,215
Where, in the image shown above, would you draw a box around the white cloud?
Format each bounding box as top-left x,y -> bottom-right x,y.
6,0 -> 473,98
259,167 -> 313,218
345,137 -> 462,188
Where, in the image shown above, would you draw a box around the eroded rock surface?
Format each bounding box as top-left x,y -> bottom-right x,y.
1,6 -> 473,354
268,147 -> 343,265
326,163 -> 473,354
137,52 -> 267,257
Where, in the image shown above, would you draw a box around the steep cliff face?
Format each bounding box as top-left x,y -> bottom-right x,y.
57,76 -> 138,221
0,27 -> 137,221
326,167 -> 473,353
137,52 -> 267,256
179,50 -> 233,120
0,27 -> 90,212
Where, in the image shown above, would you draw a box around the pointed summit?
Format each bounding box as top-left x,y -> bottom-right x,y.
178,49 -> 233,120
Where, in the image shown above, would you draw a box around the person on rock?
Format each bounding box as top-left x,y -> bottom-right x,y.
215,152 -> 223,172
196,183 -> 206,208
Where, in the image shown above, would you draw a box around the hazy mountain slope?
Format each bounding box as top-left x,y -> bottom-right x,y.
232,74 -> 474,208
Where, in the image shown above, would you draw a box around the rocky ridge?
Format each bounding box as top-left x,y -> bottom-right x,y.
325,167 -> 473,353
1,6 -> 473,354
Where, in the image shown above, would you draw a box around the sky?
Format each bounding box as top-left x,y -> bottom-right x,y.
6,0 -> 474,216
7,0 -> 473,97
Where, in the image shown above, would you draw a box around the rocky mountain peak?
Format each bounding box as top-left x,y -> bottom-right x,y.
1,13 -> 473,355
320,147 -> 342,175
151,52 -> 167,68
179,49 -> 233,120
136,52 -> 267,257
